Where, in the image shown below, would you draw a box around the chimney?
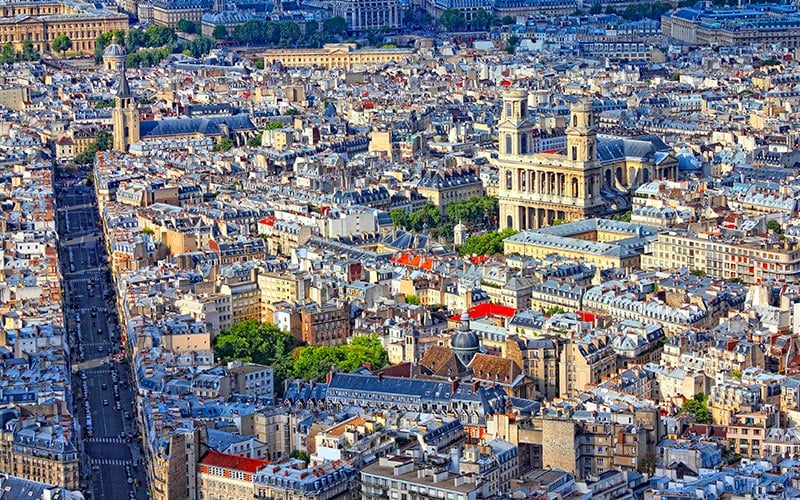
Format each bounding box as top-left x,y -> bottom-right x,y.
472,381 -> 480,392
326,370 -> 334,385
450,377 -> 458,393
376,372 -> 383,382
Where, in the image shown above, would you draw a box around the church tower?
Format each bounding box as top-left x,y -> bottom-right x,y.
112,64 -> 140,152
565,100 -> 597,166
497,88 -> 533,156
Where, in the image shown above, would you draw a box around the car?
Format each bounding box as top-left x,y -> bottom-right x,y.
97,346 -> 104,353
102,400 -> 109,406
97,329 -> 103,335
101,383 -> 108,390
115,402 -> 122,410
123,411 -> 130,419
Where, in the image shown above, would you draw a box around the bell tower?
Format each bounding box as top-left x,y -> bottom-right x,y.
566,100 -> 597,166
498,88 -> 533,156
112,64 -> 140,152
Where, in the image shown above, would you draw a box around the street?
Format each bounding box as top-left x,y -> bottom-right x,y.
55,180 -> 148,500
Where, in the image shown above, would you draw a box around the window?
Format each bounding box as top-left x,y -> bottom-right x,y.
573,114 -> 577,127
572,146 -> 577,161
505,134 -> 512,154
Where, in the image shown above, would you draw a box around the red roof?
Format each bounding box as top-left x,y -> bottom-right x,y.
575,311 -> 595,322
450,303 -> 516,322
390,252 -> 434,271
200,451 -> 269,474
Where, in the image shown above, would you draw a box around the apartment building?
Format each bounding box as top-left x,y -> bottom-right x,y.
300,302 -> 351,346
253,459 -> 359,500
643,231 -> 800,284
559,334 -> 617,398
0,421 -> 79,490
196,451 -> 269,500
505,335 -> 564,400
361,456 -> 486,500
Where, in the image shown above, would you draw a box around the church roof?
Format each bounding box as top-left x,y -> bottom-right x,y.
140,114 -> 256,139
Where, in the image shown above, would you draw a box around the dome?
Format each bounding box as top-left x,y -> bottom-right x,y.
103,43 -> 126,58
450,330 -> 480,350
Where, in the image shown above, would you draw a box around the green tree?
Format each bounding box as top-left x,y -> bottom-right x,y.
19,39 -> 39,61
212,25 -> 228,41
589,2 -> 602,14
439,8 -> 466,31
681,393 -> 712,424
305,20 -> 318,37
500,15 -> 515,25
0,42 -> 14,65
405,294 -> 420,305
390,208 -> 407,228
767,220 -> 784,234
292,335 -> 388,381
289,450 -> 310,462
323,16 -> 348,37
254,58 -> 265,70
213,319 -> 302,394
471,8 -> 492,30
408,204 -> 441,231
95,130 -> 112,151
266,121 -> 284,130
284,108 -> 300,116
177,19 -> 198,34
248,132 -> 263,147
52,34 -> 72,56
215,138 -> 234,152
505,35 -> 520,54
459,228 -> 518,256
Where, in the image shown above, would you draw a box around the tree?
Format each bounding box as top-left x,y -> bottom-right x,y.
407,204 -> 441,231
767,220 -> 784,234
254,59 -> 265,70
681,394 -> 712,424
289,450 -> 310,462
266,121 -> 284,130
212,25 -> 228,41
638,453 -> 657,475
505,35 -> 519,54
500,15 -> 515,25
390,208 -> 407,228
439,8 -> 466,31
589,2 -> 602,14
19,39 -> 39,61
323,16 -> 348,37
213,319 -> 302,395
215,138 -> 234,152
405,295 -> 420,305
305,20 -> 318,37
95,130 -> 112,151
459,228 -> 518,256
177,19 -> 197,34
291,334 -> 388,381
0,43 -> 14,65
52,34 -> 72,56
248,132 -> 263,147
472,8 -> 492,30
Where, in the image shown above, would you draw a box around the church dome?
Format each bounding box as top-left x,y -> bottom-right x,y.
103,43 -> 126,58
450,329 -> 480,350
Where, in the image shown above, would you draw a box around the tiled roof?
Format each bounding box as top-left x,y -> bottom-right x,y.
200,450 -> 269,473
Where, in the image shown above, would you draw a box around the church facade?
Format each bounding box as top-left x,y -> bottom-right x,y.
497,88 -> 678,231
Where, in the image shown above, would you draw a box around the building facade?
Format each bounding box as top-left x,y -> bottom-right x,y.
263,44 -> 416,70
333,0 -> 402,32
0,0 -> 127,54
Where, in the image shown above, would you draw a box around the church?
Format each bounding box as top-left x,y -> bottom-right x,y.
497,88 -> 679,230
111,54 -> 258,151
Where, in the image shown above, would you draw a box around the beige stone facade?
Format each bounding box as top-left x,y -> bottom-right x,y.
0,1 -> 127,54
263,43 -> 416,70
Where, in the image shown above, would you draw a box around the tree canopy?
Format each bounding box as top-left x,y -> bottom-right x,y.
213,320 -> 300,393
177,19 -> 198,34
52,34 -> 72,55
440,8 -> 466,31
682,393 -> 712,424
292,335 -> 388,381
459,228 -> 518,256
212,321 -> 389,393
74,130 -> 112,165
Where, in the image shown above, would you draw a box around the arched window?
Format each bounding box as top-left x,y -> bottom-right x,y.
572,146 -> 577,161
506,215 -> 513,229
573,114 -> 577,127
520,101 -> 527,118
505,169 -> 513,190
520,134 -> 528,154
505,134 -> 512,155
504,102 -> 512,118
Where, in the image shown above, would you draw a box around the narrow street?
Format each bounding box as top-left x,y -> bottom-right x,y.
55,175 -> 148,500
